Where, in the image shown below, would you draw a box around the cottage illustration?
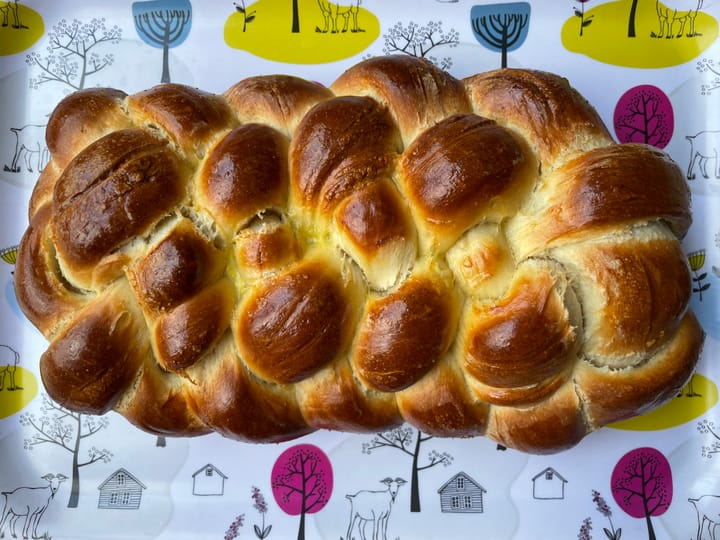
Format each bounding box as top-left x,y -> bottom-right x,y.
437,471 -> 486,513
98,468 -> 146,509
192,463 -> 228,496
532,467 -> 567,500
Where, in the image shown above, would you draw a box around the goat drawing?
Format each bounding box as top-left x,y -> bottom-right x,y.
690,494 -> 720,540
653,0 -> 704,38
0,0 -> 25,29
0,344 -> 20,392
0,473 -> 67,540
345,477 -> 406,540
316,0 -> 364,33
686,130 -> 720,180
4,124 -> 49,174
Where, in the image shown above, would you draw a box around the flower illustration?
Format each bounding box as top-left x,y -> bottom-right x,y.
224,514 -> 245,540
592,490 -> 621,539
578,517 -> 593,540
688,249 -> 711,301
574,0 -> 594,36
251,486 -> 272,539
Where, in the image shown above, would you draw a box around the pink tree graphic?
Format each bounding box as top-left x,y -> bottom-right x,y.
613,85 -> 674,149
271,444 -> 332,540
611,447 -> 673,540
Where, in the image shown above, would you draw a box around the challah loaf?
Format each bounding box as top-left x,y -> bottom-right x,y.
15,55 -> 704,453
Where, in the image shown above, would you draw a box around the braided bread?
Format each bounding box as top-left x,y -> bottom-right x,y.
15,55 -> 704,453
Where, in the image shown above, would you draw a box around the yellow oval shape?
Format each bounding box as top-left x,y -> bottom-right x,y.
0,4 -> 44,56
0,366 -> 38,418
609,373 -> 718,431
561,0 -> 718,68
224,0 -> 379,64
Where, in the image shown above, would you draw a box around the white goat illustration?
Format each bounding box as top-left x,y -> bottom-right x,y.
654,0 -> 704,38
0,344 -> 20,391
686,130 -> 720,180
690,495 -> 720,540
316,0 -> 363,33
345,477 -> 406,540
0,473 -> 67,540
4,124 -> 49,174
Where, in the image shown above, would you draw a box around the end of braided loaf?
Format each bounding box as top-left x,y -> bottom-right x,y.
15,55 -> 704,453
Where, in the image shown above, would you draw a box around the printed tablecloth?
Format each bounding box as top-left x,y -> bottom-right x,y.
1,1 -> 720,538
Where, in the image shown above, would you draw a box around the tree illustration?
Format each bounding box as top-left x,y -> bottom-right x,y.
291,0 -> 300,33
362,426 -> 453,512
382,20 -> 459,70
470,2 -> 531,68
271,444 -> 332,540
611,447 -> 672,540
613,85 -> 674,149
628,0 -> 639,37
132,0 -> 192,83
19,394 -> 113,508
698,418 -> 720,459
698,57 -> 720,96
25,17 -> 122,91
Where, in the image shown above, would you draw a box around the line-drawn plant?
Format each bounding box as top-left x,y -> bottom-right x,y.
233,0 -> 257,32
688,250 -> 711,301
362,426 -> 453,512
251,486 -> 272,539
25,18 -> 121,91
577,516 -> 593,540
382,20 -> 459,70
470,2 -> 531,68
574,0 -> 594,36
132,0 -> 192,83
19,394 -> 113,508
592,489 -> 622,540
224,513 -> 245,540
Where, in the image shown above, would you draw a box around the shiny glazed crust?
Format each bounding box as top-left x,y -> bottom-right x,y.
15,55 -> 704,453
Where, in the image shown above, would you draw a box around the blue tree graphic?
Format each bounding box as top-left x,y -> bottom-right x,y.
470,2 -> 531,68
132,0 -> 192,83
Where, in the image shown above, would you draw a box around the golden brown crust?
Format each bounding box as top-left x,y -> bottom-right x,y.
14,55 -> 703,454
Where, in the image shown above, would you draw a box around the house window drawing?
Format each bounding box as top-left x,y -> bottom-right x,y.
532,467 -> 568,500
437,472 -> 486,513
192,463 -> 228,496
98,468 -> 146,509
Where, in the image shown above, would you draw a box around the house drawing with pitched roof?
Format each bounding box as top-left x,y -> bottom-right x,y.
98,468 -> 146,509
437,471 -> 487,513
532,467 -> 568,500
192,463 -> 228,496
